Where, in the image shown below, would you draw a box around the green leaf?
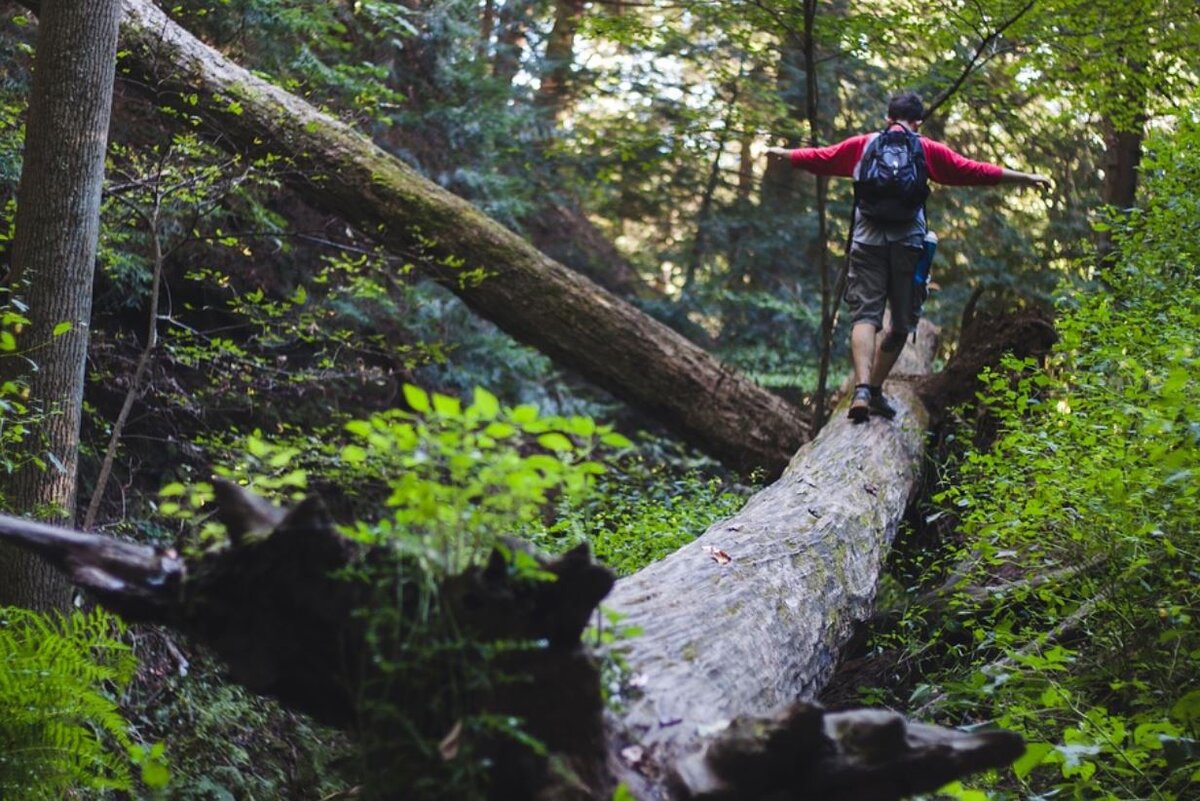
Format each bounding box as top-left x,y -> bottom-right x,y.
140,758 -> 170,788
341,444 -> 368,464
600,431 -> 634,448
471,386 -> 501,419
345,419 -> 372,437
432,392 -> 462,417
567,415 -> 596,436
612,783 -> 636,801
159,482 -> 186,497
245,435 -> 269,458
0,331 -> 15,351
511,404 -> 539,424
403,384 -> 430,413
485,422 -> 516,438
52,321 -> 72,337
538,433 -> 573,452
1171,690 -> 1200,724
1013,742 -> 1054,779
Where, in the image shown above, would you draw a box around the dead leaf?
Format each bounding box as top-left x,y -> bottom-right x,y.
438,720 -> 463,761
864,484 -> 878,497
629,672 -> 649,689
621,745 -> 644,765
702,545 -> 732,565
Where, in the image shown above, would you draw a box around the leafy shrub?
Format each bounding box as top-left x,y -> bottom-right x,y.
530,465 -> 747,576
160,384 -> 631,799
881,113 -> 1200,800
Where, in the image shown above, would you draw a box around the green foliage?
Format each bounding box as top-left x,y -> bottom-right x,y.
531,465 -> 746,576
879,113 -> 1200,800
338,384 -> 623,570
331,387 -> 624,799
159,385 -> 629,799
128,653 -> 350,801
0,608 -> 150,798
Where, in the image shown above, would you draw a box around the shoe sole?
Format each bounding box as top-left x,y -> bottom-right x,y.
848,404 -> 869,423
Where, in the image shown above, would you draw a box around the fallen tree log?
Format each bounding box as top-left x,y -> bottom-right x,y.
604,322 -> 940,795
13,0 -> 808,478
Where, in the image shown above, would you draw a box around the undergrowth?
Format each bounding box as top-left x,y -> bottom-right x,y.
866,113 -> 1200,800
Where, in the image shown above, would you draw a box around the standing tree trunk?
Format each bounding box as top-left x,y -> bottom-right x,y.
67,0 -> 810,478
536,0 -> 585,125
0,0 -> 120,611
1101,114 -> 1143,211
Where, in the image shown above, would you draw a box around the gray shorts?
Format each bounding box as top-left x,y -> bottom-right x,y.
845,241 -> 923,332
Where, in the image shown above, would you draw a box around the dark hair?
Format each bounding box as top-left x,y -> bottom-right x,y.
887,91 -> 924,123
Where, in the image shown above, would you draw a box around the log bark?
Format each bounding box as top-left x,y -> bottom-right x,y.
66,0 -> 807,478
604,323 -> 939,793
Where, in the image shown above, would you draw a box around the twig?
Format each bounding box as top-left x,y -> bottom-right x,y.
83,199 -> 163,531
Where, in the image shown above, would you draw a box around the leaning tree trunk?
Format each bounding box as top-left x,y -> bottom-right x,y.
0,316 -> 1063,799
42,0 -> 807,479
0,0 -> 120,611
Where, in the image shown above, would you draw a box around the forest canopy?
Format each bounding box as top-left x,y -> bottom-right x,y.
0,0 -> 1197,799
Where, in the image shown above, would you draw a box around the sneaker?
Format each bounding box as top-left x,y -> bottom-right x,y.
868,387 -> 897,419
848,385 -> 871,423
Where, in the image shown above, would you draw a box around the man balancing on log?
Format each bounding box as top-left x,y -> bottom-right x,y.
767,90 -> 1050,422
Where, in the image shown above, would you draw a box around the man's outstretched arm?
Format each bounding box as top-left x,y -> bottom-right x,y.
765,135 -> 871,178
922,139 -> 1051,189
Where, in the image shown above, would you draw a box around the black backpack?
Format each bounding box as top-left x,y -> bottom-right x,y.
853,128 -> 930,223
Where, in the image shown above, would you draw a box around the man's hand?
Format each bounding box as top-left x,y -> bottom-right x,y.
1000,168 -> 1053,190
1025,172 -> 1052,190
764,146 -> 792,161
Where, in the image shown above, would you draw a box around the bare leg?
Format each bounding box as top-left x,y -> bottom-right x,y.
851,322 -> 877,386
869,332 -> 905,387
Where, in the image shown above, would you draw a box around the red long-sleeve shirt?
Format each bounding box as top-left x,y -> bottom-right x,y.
788,133 -> 1003,185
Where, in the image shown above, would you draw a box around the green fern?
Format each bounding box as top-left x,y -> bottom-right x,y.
0,607 -> 137,798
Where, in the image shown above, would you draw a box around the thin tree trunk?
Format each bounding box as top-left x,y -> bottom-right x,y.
0,0 -> 120,610
536,0 -> 585,124
1097,95 -> 1145,261
683,81 -> 739,293
478,0 -> 495,62
797,0 -> 836,436
81,203 -> 163,531
77,0 -> 809,477
1101,115 -> 1143,211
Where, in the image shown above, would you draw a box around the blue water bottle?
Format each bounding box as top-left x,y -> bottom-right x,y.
914,230 -> 937,286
